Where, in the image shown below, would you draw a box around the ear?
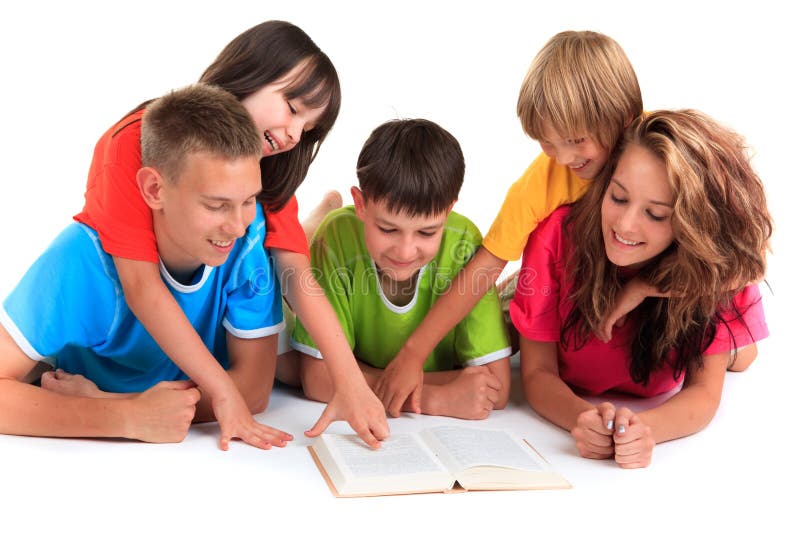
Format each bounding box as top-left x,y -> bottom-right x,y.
136,167 -> 167,209
351,186 -> 366,221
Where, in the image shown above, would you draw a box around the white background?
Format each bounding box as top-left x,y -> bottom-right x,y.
0,1 -> 797,532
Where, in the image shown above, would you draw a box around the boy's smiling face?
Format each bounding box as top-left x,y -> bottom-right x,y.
146,152 -> 262,280
352,187 -> 451,283
538,119 -> 609,180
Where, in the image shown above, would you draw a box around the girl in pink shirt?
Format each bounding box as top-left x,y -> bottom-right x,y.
511,110 -> 772,468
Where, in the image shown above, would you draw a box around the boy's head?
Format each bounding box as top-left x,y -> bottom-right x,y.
352,119 -> 464,282
517,31 -> 643,180
138,84 -> 263,277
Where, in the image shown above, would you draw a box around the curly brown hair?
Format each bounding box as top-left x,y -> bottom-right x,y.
564,110 -> 772,384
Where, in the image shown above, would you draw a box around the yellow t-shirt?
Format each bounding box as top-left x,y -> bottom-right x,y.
482,152 -> 592,261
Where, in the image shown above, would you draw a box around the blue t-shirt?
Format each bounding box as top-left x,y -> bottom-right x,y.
1,205 -> 283,393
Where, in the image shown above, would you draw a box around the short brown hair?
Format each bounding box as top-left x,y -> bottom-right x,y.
517,31 -> 642,149
356,119 -> 464,217
141,84 -> 262,182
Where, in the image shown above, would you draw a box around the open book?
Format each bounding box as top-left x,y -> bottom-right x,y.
309,425 -> 570,497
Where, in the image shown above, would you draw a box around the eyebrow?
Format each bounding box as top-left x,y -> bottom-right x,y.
200,191 -> 260,202
611,179 -> 674,208
376,216 -> 443,231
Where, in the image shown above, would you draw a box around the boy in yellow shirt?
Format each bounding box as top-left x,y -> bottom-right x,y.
374,30 -> 647,416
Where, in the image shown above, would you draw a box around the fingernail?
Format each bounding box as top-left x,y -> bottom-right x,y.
617,425 -> 626,434
606,420 -> 614,430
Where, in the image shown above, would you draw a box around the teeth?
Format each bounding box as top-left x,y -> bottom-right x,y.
212,240 -> 232,247
264,131 -> 277,151
569,160 -> 589,170
614,232 -> 640,246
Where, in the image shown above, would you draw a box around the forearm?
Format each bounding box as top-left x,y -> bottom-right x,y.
0,379 -> 131,438
520,338 -> 592,431
397,247 -> 506,365
193,336 -> 279,422
275,250 -> 364,389
116,259 -> 233,398
522,369 -> 594,431
637,385 -> 722,444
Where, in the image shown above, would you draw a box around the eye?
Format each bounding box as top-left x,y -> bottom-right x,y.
243,197 -> 257,207
204,203 -> 225,212
287,101 -> 297,115
568,137 -> 585,145
418,230 -> 436,238
609,193 -> 627,205
377,225 -> 395,234
646,211 -> 669,222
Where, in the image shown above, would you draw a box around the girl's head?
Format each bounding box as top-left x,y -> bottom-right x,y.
200,20 -> 341,211
517,31 -> 642,162
566,110 -> 772,383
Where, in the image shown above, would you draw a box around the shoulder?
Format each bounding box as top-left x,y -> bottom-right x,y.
312,206 -> 363,247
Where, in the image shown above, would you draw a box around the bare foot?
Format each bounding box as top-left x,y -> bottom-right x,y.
41,369 -> 105,398
303,190 -> 343,241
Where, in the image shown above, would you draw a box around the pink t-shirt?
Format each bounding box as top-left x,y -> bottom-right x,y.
509,206 -> 769,397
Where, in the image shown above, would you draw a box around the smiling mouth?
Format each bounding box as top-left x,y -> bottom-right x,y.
613,231 -> 641,246
569,159 -> 589,170
264,131 -> 278,151
211,239 -> 233,248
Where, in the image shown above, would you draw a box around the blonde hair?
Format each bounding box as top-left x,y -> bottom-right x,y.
517,31 -> 642,149
565,110 -> 772,384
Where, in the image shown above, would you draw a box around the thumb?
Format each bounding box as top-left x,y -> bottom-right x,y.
305,405 -> 334,438
409,384 -> 422,415
162,379 -> 197,391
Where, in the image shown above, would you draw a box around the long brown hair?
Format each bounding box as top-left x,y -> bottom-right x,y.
564,110 -> 772,384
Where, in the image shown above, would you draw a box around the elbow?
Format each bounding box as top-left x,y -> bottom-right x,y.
728,344 -> 758,372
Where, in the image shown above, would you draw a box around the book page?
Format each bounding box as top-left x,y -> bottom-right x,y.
422,426 -> 545,472
323,433 -> 448,478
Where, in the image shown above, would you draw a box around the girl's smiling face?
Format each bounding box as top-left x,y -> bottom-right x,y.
240,63 -> 327,157
601,143 -> 676,269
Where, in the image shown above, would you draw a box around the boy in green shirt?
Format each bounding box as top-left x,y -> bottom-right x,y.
285,119 -> 512,420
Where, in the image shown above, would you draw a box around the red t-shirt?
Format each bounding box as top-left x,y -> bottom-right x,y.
509,206 -> 769,397
74,110 -> 309,263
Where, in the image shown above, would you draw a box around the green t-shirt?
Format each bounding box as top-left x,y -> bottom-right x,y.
291,207 -> 511,371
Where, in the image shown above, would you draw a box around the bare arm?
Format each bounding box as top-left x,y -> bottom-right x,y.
519,337 -> 595,430
375,246 -> 508,415
301,354 -> 511,420
272,249 -> 388,447
193,332 -> 292,449
0,324 -> 199,443
113,257 -> 280,450
635,351 -> 729,444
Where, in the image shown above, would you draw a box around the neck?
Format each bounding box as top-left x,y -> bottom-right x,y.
378,270 -> 418,307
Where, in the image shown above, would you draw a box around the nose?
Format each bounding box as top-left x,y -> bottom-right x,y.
616,206 -> 639,235
223,207 -> 248,238
553,146 -> 576,166
286,116 -> 304,145
395,234 -> 417,262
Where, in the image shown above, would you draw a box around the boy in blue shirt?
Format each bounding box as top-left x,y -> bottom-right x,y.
0,84 -> 292,447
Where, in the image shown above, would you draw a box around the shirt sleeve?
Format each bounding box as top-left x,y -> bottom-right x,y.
264,196 -> 311,257
482,154 -> 553,262
74,111 -> 159,263
223,209 -> 285,338
508,208 -> 569,342
1,224 -> 116,361
290,216 -> 356,358
704,284 -> 769,355
452,226 -> 512,366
